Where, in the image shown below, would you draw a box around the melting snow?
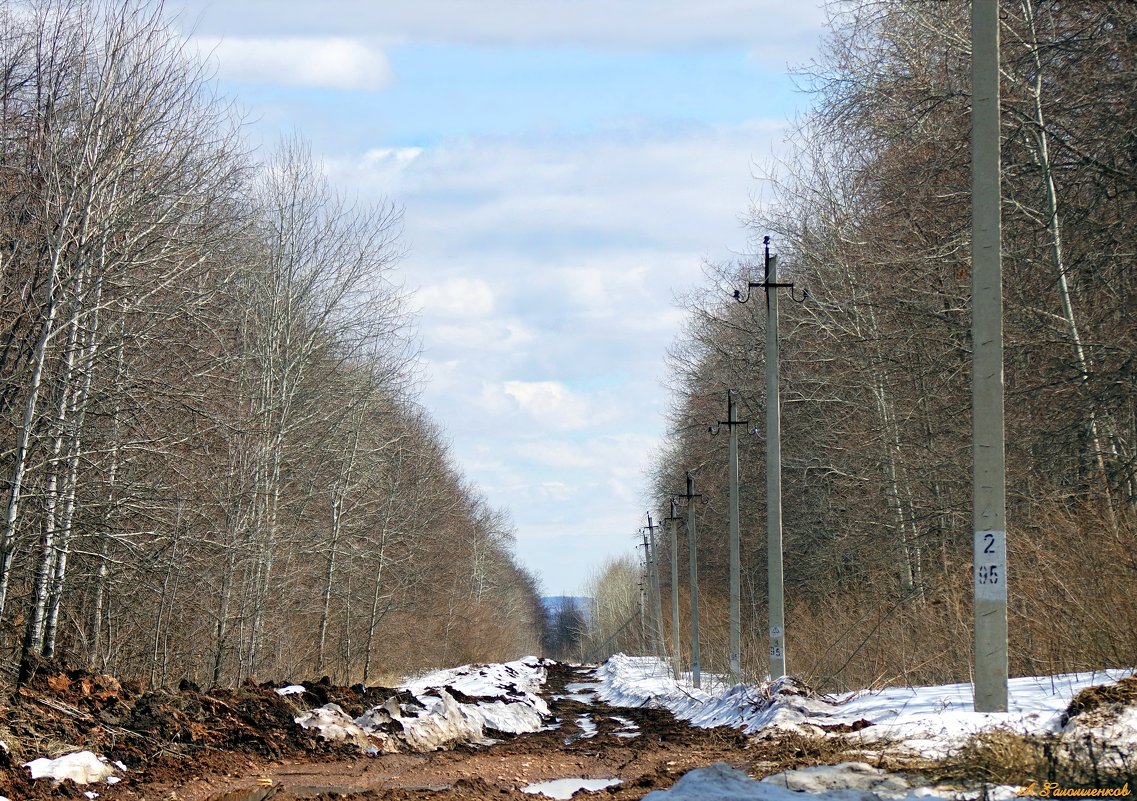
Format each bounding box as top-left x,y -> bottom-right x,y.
276,684 -> 306,696
641,761 -> 1028,801
293,656 -> 551,753
295,703 -> 394,753
610,715 -> 640,738
521,777 -> 621,799
594,654 -> 1135,758
23,751 -> 118,785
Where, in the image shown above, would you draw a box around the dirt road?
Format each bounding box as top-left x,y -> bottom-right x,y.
96,662 -> 799,801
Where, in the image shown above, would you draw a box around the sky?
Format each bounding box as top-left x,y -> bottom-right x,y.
172,1 -> 829,596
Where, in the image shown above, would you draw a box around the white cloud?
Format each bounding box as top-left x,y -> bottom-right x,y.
500,381 -> 595,430
428,319 -> 534,357
178,1 -> 825,53
513,433 -> 657,472
191,37 -> 393,90
418,277 -> 496,318
322,147 -> 423,191
394,123 -> 781,261
539,482 -> 576,502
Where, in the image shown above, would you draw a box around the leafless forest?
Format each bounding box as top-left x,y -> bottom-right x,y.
2,0 -> 1134,698
588,1 -> 1136,690
0,0 -> 544,689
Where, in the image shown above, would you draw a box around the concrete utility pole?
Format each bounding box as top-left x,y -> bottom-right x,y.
764,240 -> 787,680
683,472 -> 702,688
664,499 -> 682,679
640,531 -> 654,655
645,514 -> 666,662
639,576 -> 647,653
734,237 -> 800,681
971,0 -> 1008,713
710,390 -> 749,679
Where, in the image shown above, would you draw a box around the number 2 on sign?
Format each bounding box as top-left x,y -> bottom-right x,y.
983,532 -> 995,554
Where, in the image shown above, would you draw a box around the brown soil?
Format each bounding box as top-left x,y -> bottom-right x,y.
1,661 -> 863,801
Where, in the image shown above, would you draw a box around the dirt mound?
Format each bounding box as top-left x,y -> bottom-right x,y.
0,667 -> 392,800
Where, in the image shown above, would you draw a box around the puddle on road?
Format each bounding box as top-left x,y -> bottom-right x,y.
576,714 -> 597,737
607,715 -> 640,738
564,682 -> 597,693
521,777 -> 622,799
563,713 -> 598,744
561,682 -> 599,703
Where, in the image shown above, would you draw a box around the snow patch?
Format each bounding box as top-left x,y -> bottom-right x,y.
641,762 -> 780,801
276,684 -> 307,696
522,777 -> 621,799
23,751 -> 118,785
762,762 -> 912,797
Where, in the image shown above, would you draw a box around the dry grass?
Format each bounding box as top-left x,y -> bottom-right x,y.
1065,676 -> 1137,722
925,729 -> 1137,789
935,729 -> 1050,785
743,731 -> 867,778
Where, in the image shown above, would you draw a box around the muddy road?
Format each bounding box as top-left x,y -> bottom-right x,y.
94,662 -> 812,801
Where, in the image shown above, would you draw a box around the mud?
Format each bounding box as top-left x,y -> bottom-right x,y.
1,662 -> 860,801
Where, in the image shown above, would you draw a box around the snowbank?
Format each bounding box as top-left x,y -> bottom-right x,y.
595,655 -> 834,731
294,702 -> 394,753
402,656 -> 550,715
290,656 -> 551,753
595,654 -> 1135,758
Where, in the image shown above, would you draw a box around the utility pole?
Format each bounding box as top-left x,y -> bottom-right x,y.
734,236 -> 805,680
638,573 -> 647,654
645,514 -> 666,662
764,239 -> 787,680
682,472 -> 702,688
640,527 -> 659,657
664,499 -> 682,679
971,0 -> 1008,713
709,389 -> 752,679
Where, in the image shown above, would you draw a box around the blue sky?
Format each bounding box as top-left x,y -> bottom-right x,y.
174,1 -> 828,596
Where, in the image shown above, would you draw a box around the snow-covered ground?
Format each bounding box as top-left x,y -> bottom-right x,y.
595,654 -> 1136,800
596,654 -> 1135,758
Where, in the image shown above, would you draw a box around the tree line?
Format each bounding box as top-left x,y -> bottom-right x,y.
592,0 -> 1136,690
0,0 -> 544,688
